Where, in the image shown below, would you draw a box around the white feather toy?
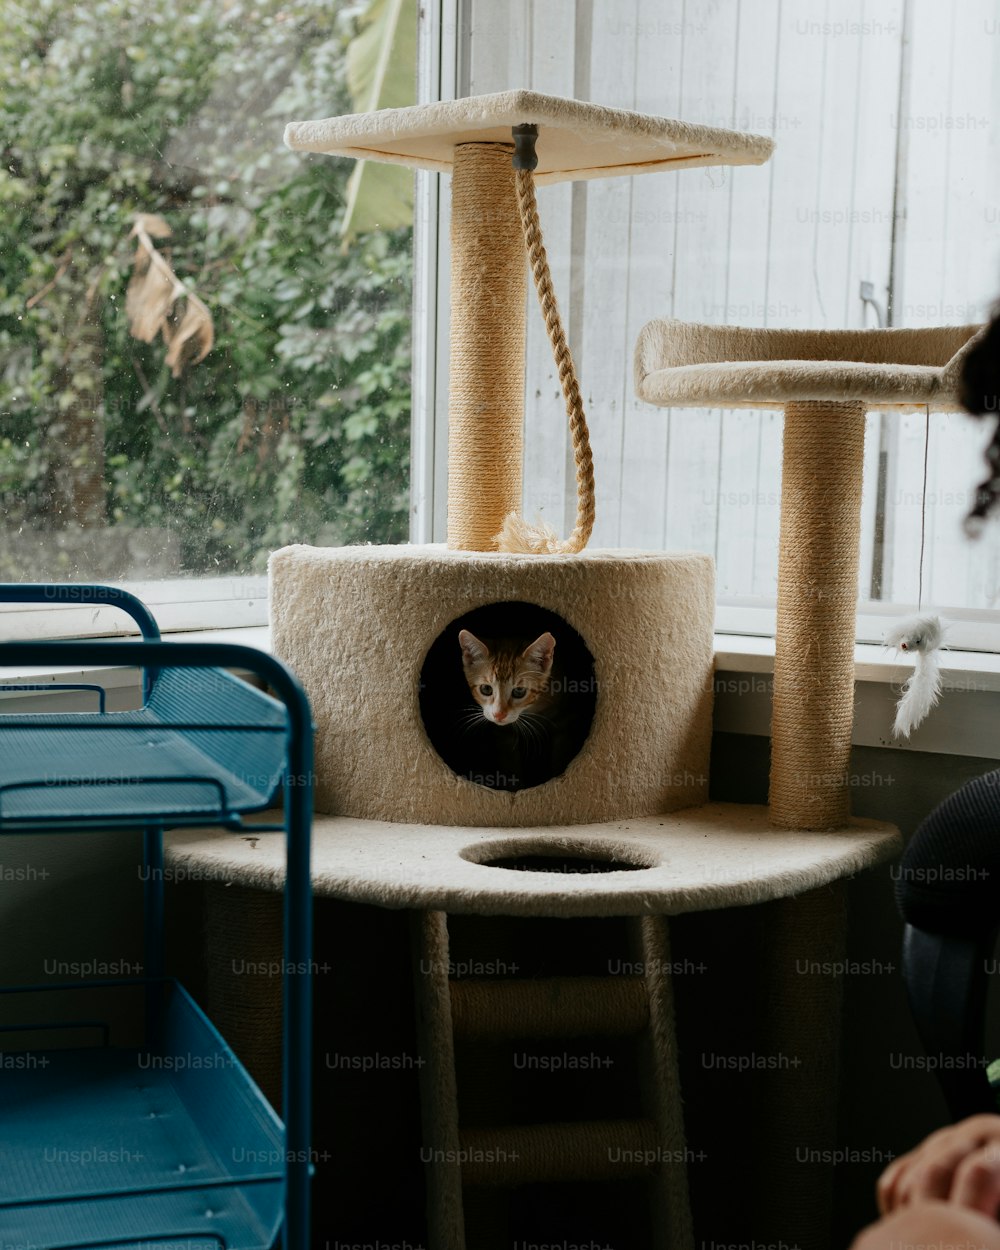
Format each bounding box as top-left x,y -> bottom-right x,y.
884,615 -> 945,739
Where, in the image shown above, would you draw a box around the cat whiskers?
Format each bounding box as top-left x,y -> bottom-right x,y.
513,710 -> 550,751
457,708 -> 490,735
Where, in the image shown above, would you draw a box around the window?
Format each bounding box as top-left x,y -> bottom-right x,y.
5,0 -> 1000,655
1,0 -> 415,634
417,0 -> 1000,653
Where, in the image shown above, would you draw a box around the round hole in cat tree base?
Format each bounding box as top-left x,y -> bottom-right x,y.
268,543 -> 715,828
460,835 -> 658,873
419,601 -> 597,792
480,854 -> 645,872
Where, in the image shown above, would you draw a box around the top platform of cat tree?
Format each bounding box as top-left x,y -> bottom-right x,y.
283,89 -> 774,184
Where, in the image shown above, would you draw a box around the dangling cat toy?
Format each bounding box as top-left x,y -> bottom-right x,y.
884,615 -> 945,739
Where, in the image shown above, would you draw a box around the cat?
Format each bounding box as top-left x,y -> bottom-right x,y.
458,629 -> 556,726
456,629 -> 572,791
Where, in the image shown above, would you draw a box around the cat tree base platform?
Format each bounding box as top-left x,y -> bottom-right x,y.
165,803 -> 898,916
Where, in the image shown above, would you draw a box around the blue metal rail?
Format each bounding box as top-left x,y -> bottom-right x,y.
0,584 -> 314,1250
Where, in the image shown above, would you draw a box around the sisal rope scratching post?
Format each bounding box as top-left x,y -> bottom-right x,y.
749,883 -> 847,1250
286,91 -> 773,555
448,139 -> 595,554
447,143 -> 526,551
770,401 -> 866,830
634,914 -> 695,1250
412,910 -> 466,1250
202,881 -> 285,1110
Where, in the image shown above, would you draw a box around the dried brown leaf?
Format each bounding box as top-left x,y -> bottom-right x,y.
125,253 -> 176,344
131,213 -> 172,240
163,296 -> 214,379
124,214 -> 214,376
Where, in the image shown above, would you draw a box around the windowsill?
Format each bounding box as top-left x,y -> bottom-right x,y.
2,626 -> 998,760
714,634 -> 1000,760
714,633 -> 1000,692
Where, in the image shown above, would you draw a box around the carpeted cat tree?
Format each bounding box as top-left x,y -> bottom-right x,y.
161,90 -> 984,1249
269,93 -> 779,833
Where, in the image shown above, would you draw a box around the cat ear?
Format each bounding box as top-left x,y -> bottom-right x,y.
523,632 -> 555,673
459,629 -> 489,664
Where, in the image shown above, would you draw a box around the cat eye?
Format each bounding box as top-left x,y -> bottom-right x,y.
511,687 -> 527,699
479,684 -> 493,696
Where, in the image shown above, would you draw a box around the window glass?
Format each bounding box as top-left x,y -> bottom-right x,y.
452,0 -> 1000,642
0,0 -> 413,585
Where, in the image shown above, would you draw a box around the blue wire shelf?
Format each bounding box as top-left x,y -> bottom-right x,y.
0,663 -> 288,830
0,584 -> 314,1250
0,980 -> 284,1249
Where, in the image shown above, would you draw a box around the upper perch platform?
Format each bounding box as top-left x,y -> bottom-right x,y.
634,319 -> 986,413
283,89 -> 774,184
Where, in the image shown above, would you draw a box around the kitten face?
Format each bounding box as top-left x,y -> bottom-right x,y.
458,629 -> 555,726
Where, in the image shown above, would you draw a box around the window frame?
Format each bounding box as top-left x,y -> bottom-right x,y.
410,0 -> 461,545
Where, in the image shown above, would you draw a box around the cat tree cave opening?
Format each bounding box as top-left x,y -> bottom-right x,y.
419,600 -> 597,793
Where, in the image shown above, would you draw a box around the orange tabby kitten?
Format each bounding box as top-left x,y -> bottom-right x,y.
458,629 -> 556,726
420,622 -> 589,791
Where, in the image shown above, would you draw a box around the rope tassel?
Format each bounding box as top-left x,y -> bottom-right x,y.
495,166 -> 596,554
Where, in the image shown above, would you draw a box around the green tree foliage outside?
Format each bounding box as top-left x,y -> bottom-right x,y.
0,0 -> 413,577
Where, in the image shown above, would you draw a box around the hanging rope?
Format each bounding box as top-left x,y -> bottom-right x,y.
495,166 -> 596,554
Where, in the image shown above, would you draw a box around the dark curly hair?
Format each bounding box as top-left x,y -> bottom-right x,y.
959,309 -> 1000,534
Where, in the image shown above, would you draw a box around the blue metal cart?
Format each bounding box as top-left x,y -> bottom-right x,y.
0,584 -> 313,1250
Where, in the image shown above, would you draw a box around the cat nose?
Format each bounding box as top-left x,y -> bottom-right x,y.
493,709 -> 507,723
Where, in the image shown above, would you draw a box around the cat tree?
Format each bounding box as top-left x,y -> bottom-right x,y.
165,91 -> 915,1250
